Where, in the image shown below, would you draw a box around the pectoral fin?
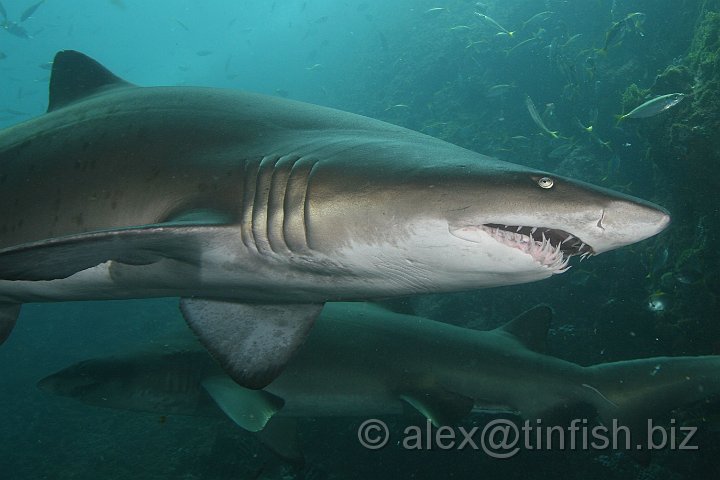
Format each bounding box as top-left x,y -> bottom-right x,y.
180,299 -> 322,389
0,303 -> 21,344
201,375 -> 284,432
401,389 -> 475,426
0,223 -> 228,281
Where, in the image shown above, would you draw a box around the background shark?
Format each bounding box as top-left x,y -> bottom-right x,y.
2,51 -> 669,389
39,302 -> 720,462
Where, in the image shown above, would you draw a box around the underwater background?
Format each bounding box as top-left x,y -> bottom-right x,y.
1,0 -> 719,478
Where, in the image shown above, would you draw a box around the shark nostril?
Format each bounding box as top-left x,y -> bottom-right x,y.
597,210 -> 606,231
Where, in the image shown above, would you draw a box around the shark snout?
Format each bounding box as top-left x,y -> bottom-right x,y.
591,199 -> 670,254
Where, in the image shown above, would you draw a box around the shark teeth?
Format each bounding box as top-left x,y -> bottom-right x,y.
481,225 -> 576,273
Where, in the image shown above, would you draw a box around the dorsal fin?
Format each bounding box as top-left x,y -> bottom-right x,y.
48,50 -> 134,112
495,304 -> 553,353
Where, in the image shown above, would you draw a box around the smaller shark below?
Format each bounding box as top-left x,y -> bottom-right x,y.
39,302 -> 720,462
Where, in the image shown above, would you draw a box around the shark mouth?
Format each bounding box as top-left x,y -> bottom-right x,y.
483,224 -> 594,273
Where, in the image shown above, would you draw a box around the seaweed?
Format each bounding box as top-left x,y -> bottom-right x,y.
620,83 -> 650,113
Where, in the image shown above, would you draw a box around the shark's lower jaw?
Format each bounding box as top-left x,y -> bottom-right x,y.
482,224 -> 595,273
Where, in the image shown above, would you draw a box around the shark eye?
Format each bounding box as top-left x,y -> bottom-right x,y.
537,177 -> 554,189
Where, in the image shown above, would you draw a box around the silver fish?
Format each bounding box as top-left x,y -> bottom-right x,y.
525,95 -> 559,138
618,93 -> 686,121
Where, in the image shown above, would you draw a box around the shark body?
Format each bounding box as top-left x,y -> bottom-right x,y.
40,303 -> 720,444
2,51 -> 669,388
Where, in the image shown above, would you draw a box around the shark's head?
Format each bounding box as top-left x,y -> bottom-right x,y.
303,139 -> 670,290
444,164 -> 671,259
37,359 -> 116,402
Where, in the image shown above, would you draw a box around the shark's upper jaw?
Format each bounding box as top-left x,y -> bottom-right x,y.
482,223 -> 594,272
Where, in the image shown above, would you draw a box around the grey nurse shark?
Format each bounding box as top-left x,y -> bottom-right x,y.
2,51 -> 669,389
40,303 -> 719,457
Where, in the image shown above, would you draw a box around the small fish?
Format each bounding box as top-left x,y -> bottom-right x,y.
20,0 -> 45,23
584,55 -> 597,79
449,25 -> 471,31
384,104 -> 409,111
617,93 -> 686,121
38,61 -> 53,70
675,265 -> 703,285
506,37 -> 538,55
485,84 -> 514,98
546,37 -> 559,62
474,12 -> 514,37
465,39 -> 485,49
174,19 -> 190,32
195,50 -> 213,56
646,291 -> 667,313
602,12 -> 645,52
425,7 -> 446,14
3,21 -> 31,39
521,11 -> 553,30
574,118 -> 593,133
305,63 -> 322,71
561,33 -> 583,48
525,95 -> 558,139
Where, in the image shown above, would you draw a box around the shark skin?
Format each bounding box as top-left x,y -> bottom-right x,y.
39,303 -> 720,447
2,51 -> 670,389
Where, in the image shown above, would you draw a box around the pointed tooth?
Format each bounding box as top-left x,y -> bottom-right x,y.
561,234 -> 574,245
531,227 -> 537,234
516,226 -> 522,232
552,255 -> 569,272
541,238 -> 552,257
555,262 -> 572,274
